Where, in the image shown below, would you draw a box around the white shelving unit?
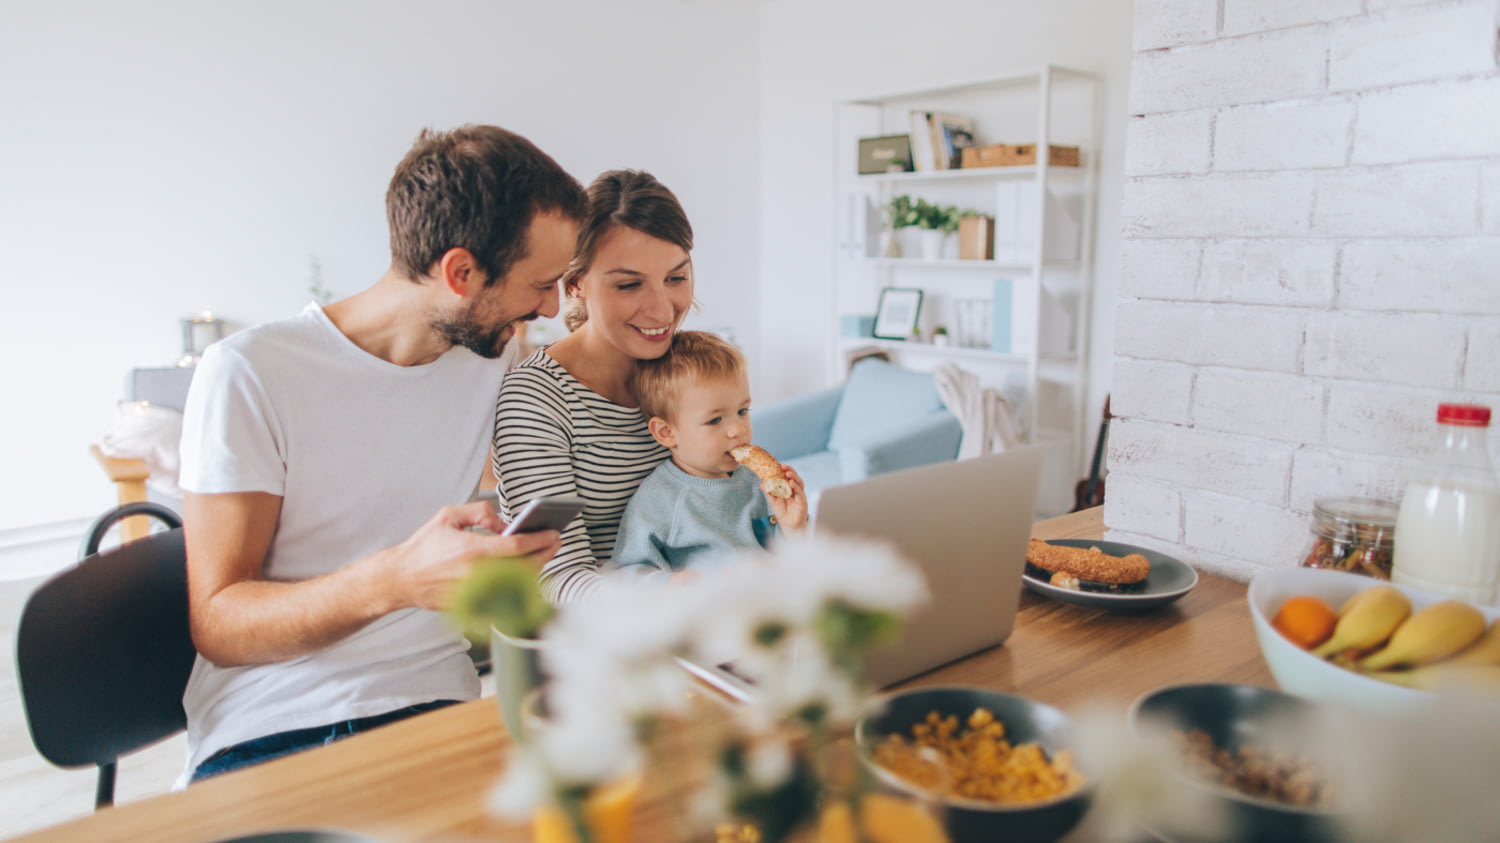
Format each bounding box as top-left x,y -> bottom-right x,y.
832,66 -> 1101,512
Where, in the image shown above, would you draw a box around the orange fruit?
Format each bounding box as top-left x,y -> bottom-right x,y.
1272,595 -> 1339,650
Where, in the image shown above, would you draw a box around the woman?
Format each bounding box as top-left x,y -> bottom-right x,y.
493,170 -> 694,604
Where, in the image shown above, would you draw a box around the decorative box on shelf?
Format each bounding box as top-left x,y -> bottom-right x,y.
958,215 -> 994,260
962,143 -> 1081,168
856,134 -> 914,174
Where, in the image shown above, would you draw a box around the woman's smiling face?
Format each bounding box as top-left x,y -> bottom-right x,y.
575,225 -> 693,360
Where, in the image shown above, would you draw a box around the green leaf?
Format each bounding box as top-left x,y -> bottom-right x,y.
447,556 -> 553,641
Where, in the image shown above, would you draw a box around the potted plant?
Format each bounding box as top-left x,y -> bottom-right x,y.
913,199 -> 959,260
883,194 -> 920,257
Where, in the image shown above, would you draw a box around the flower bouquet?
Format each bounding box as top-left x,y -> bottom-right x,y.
451,534 -> 944,843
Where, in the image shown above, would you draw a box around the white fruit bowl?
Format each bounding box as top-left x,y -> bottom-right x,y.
1247,567 -> 1500,712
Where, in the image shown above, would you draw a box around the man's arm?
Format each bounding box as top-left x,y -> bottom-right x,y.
185,492 -> 560,667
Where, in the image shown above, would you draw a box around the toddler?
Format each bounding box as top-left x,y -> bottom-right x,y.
606,331 -> 807,582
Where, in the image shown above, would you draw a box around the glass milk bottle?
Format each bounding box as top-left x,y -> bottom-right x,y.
1392,404 -> 1500,605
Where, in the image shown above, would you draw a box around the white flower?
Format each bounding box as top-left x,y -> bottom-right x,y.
1069,705 -> 1226,843
534,704 -> 642,787
772,533 -> 931,616
487,747 -> 551,820
744,633 -> 865,728
743,732 -> 795,788
1329,696 -> 1500,843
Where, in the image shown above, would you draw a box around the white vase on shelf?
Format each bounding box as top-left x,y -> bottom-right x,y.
880,229 -> 901,258
918,229 -> 945,260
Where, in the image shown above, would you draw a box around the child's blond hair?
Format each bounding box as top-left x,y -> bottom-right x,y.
632,330 -> 746,422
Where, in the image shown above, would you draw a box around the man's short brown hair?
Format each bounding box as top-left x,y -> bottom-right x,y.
632,331 -> 746,422
386,124 -> 585,286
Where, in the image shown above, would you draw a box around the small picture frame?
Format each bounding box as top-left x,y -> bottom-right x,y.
872,287 -> 924,340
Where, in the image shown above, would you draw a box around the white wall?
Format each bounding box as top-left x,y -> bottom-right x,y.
753,0 -> 1135,434
0,0 -> 760,538
1108,0 -> 1500,580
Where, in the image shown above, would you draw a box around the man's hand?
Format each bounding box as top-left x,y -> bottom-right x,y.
767,465 -> 809,533
377,500 -> 562,612
187,493 -> 561,667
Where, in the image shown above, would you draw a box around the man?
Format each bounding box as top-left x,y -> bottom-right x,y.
177,125 -> 586,782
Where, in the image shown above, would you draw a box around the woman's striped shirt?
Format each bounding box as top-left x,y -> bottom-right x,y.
492,348 -> 669,604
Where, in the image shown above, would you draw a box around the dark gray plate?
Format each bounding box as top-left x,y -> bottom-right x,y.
1022,539 -> 1198,612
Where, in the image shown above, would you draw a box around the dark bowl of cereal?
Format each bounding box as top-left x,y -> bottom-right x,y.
1129,683 -> 1349,843
854,685 -> 1090,843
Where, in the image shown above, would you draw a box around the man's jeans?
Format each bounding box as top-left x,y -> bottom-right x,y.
190,699 -> 459,782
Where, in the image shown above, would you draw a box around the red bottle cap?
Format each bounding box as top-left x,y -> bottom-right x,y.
1437,404 -> 1492,426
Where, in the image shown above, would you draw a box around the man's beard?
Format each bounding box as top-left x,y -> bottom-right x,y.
434,303 -> 534,360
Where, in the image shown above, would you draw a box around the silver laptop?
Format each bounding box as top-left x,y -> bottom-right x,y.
679,446 -> 1044,701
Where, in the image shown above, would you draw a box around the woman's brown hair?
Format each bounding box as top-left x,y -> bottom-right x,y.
562,170 -> 693,330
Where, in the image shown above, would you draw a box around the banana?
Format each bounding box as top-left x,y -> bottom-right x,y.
1311,585 -> 1412,659
1357,600 -> 1488,671
1367,664 -> 1500,695
1440,618 -> 1500,668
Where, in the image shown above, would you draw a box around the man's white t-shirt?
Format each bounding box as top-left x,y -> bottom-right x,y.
177,303 -> 512,778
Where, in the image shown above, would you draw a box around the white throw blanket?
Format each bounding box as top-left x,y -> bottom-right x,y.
933,362 -> 1022,459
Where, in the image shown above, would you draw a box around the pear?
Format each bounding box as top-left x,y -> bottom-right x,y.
1357,600 -> 1487,671
1311,585 -> 1411,659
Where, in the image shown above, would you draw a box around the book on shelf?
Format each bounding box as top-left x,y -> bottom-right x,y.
907,110 -> 936,172
931,112 -> 976,171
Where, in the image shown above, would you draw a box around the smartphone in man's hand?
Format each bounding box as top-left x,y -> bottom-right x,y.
501,496 -> 585,536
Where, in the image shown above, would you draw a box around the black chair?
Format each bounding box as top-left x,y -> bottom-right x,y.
16,501 -> 195,809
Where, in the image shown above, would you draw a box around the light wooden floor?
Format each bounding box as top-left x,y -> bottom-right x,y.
0,572 -> 493,840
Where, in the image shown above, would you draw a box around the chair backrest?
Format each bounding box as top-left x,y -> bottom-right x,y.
15,502 -> 194,805
825,357 -> 949,449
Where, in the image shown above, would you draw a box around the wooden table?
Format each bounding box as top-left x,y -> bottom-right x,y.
13,507 -> 1273,843
89,445 -> 153,541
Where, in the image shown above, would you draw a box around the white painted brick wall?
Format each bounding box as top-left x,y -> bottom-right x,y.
1304,313 -> 1466,387
1339,239 -> 1500,314
1117,238 -> 1199,299
1484,163 -> 1500,234
1103,473 -> 1184,542
1353,77 -> 1500,165
1132,0 -> 1219,52
1311,164 -> 1482,237
1114,300 -> 1304,372
1123,173 -> 1315,237
1125,111 -> 1213,176
1192,369 -> 1325,444
1328,1 -> 1500,91
1323,383 -> 1457,460
1222,0 -> 1363,37
1199,239 -> 1338,307
1183,490 -> 1310,565
1466,320 -> 1500,391
1214,99 -> 1354,171
1113,0 -> 1500,582
1112,358 -> 1194,425
1109,419 -> 1295,504
1288,448 -> 1410,513
1130,29 -> 1328,114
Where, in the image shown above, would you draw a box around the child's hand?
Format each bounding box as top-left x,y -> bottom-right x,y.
767,465 -> 808,533
668,570 -> 703,587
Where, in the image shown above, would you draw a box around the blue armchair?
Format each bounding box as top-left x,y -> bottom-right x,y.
752,358 -> 963,495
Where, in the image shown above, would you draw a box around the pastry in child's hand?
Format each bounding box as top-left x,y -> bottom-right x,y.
730,445 -> 792,498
